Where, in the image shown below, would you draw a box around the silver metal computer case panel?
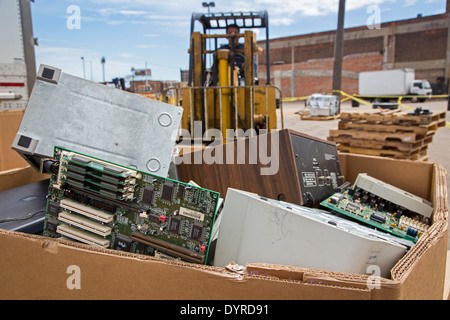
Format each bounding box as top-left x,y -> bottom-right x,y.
12,65 -> 183,177
214,188 -> 414,278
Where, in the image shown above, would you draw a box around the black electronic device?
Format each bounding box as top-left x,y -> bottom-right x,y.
0,179 -> 49,234
176,129 -> 344,206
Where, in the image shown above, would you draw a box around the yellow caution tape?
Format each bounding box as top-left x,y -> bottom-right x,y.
396,97 -> 414,111
285,91 -> 449,104
333,90 -> 372,106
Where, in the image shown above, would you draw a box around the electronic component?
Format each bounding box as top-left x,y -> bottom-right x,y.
321,173 -> 432,243
214,188 -> 414,278
176,129 -> 344,206
11,64 -> 183,177
353,173 -> 433,218
43,147 -> 220,264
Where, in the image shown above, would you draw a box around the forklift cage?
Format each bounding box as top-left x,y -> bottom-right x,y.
188,11 -> 271,86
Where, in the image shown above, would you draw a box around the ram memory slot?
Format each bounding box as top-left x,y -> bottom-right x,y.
60,172 -> 134,201
61,163 -> 129,185
62,161 -> 128,185
62,154 -> 132,181
66,165 -> 127,186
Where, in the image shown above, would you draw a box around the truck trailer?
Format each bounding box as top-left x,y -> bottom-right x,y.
0,0 -> 37,110
353,69 -> 432,107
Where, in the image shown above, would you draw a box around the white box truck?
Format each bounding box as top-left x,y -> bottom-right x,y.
0,0 -> 37,110
354,69 -> 432,106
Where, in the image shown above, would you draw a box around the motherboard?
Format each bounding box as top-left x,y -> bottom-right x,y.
43,147 -> 220,264
321,174 -> 432,243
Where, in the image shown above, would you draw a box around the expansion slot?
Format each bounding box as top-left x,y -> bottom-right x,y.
58,211 -> 112,237
60,199 -> 114,223
130,232 -> 206,264
56,224 -> 110,248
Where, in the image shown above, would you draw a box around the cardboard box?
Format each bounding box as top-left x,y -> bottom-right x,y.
0,110 -> 28,171
445,250 -> 450,300
0,154 -> 447,300
0,166 -> 49,193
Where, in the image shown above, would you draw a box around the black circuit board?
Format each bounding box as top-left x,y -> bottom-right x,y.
43,147 -> 220,264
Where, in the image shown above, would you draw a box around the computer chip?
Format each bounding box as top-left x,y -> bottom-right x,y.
113,236 -> 132,252
161,183 -> 175,202
142,186 -> 155,206
168,217 -> 182,235
190,224 -> 204,242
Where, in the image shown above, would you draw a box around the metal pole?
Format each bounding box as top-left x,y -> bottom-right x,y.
81,57 -> 86,79
145,61 -> 149,91
101,56 -> 106,83
333,0 -> 346,114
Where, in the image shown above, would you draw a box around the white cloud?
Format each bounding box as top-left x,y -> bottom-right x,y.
218,0 -> 393,24
97,8 -> 150,16
270,17 -> 295,26
403,0 -> 417,6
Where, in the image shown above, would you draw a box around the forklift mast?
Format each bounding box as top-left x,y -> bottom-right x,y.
188,11 -> 271,87
164,11 -> 282,142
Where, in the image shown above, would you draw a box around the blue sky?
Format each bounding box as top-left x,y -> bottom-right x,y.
30,0 -> 447,83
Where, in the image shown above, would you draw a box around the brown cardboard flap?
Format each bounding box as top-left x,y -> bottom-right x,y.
432,164 -> 449,222
0,166 -> 49,192
445,251 -> 450,300
0,229 -> 371,300
338,153 -> 433,201
0,110 -> 27,171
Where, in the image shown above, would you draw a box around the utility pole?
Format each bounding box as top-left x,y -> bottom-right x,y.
101,56 -> 106,83
81,57 -> 86,79
333,0 -> 346,113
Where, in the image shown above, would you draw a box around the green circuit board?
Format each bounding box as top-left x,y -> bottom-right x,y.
43,146 -> 220,264
320,186 -> 431,244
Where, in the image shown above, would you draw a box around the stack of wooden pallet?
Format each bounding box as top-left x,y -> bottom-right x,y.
328,109 -> 446,161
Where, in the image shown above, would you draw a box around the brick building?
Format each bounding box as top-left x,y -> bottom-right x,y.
257,9 -> 450,98
130,80 -> 180,97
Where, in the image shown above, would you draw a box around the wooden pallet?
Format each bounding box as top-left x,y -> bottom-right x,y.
328,109 -> 445,161
340,110 -> 446,126
337,144 -> 429,161
329,135 -> 433,153
328,128 -> 432,143
337,120 -> 440,137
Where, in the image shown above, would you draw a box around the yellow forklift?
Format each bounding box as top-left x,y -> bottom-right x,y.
168,11 -> 282,142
